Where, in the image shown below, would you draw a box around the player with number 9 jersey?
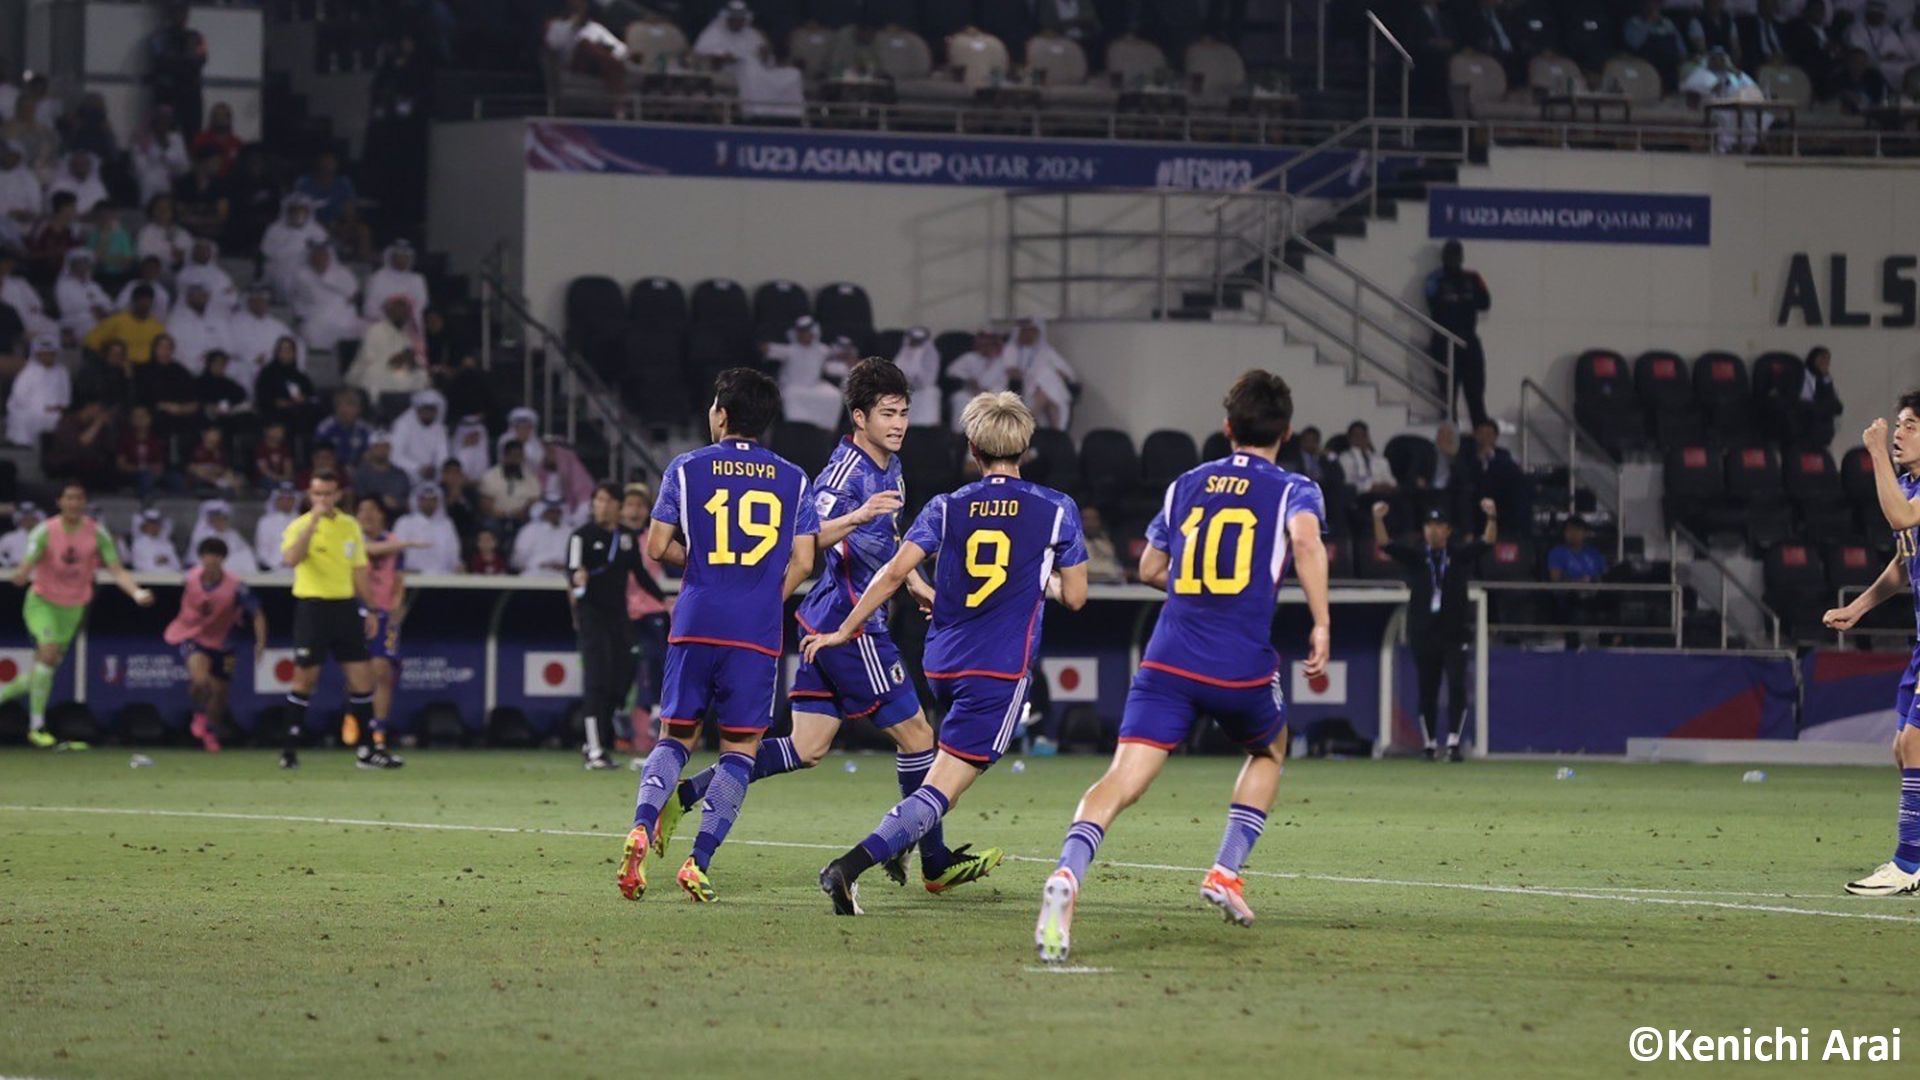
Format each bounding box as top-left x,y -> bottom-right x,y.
906,473 -> 1087,764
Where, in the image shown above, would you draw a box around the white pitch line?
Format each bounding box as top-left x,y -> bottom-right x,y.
3,804 -> 1915,925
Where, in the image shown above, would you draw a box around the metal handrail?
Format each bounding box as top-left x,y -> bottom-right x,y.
1365,9 -> 1413,133
1515,377 -> 1627,561
1285,230 -> 1465,351
475,256 -> 664,483
1477,579 -> 1683,644
1365,9 -> 1414,65
1669,523 -> 1783,649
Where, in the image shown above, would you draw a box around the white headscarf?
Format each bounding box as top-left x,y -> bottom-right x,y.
389,388 -> 450,481
130,509 -> 182,573
395,481 -> 462,575
452,413 -> 492,478
253,485 -> 299,570
498,406 -> 546,472
188,498 -> 259,574
693,1 -> 768,64
361,240 -> 430,324
47,152 -> 109,214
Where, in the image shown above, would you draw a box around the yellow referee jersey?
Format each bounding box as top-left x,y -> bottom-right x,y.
282,509 -> 370,600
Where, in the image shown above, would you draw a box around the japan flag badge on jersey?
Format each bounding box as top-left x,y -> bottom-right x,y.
523,651 -> 582,696
254,648 -> 299,695
1291,660 -> 1347,705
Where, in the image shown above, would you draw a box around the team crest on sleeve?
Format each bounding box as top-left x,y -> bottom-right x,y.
890,660 -> 907,686
815,491 -> 836,519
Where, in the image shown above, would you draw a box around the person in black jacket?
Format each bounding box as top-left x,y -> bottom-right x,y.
1373,497 -> 1497,761
1424,240 -> 1492,428
569,481 -> 664,771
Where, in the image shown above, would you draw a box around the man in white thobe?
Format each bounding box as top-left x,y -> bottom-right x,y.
6,335 -> 68,446
760,315 -> 843,428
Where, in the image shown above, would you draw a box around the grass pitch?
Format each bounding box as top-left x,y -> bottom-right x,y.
1,749 -> 1914,1079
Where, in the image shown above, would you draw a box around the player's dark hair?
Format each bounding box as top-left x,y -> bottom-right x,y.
593,481 -> 622,503
197,536 -> 228,557
1224,370 -> 1294,449
712,366 -> 781,440
356,494 -> 388,525
844,357 -> 912,419
1900,388 -> 1920,416
59,481 -> 86,498
131,284 -> 154,301
309,470 -> 340,488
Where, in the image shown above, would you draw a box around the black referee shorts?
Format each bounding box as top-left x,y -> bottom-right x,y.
293,598 -> 371,667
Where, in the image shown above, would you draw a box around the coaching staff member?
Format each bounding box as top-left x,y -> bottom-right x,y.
1372,496 -> 1497,761
280,470 -> 397,770
570,481 -> 664,771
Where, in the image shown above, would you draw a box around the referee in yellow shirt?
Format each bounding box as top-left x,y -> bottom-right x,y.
279,471 -> 396,769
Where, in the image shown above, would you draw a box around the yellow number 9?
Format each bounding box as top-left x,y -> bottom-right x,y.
964,529 -> 1011,607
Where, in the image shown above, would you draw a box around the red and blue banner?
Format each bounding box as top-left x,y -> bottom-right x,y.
524,120 -> 1414,195
1800,649 -> 1913,743
1429,187 -> 1712,246
1482,649 -> 1797,753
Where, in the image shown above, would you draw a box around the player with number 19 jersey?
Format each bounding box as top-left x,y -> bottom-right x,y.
651,438 -> 820,733
1122,452 -> 1327,751
905,473 -> 1086,765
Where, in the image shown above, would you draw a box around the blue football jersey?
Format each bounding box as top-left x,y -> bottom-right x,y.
905,475 -> 1086,680
1901,470 -> 1920,632
1141,453 -> 1326,685
653,439 -> 820,655
796,438 -> 906,636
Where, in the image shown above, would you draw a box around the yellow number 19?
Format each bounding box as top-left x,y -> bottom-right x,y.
705,489 -> 782,566
1174,506 -> 1257,595
964,529 -> 1011,607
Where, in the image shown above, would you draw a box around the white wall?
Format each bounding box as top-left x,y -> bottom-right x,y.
522,169 -> 1005,336
1317,148 -> 1920,445
427,120 -> 526,283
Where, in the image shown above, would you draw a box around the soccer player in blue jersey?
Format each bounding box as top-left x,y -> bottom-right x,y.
652,359 -> 1003,892
1036,370 -> 1331,962
617,368 -> 821,903
806,392 -> 1088,915
1822,390 -> 1920,897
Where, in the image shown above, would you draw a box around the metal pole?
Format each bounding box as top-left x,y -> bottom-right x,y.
479,275 -> 493,372
1284,0 -> 1294,60
1446,340 -> 1455,423
1157,194 -> 1169,319
1518,386 -> 1530,468
1400,67 -> 1410,149
1366,28 -> 1376,121
1316,0 -> 1327,92
1566,425 -> 1577,515
1059,193 -> 1070,318
1669,530 -> 1682,647
1719,574 -> 1729,649
1350,280 -> 1363,382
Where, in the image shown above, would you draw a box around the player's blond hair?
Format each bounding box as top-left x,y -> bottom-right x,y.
962,391 -> 1036,463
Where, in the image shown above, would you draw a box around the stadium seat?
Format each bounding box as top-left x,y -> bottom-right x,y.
1026,428 -> 1080,495
1321,534 -> 1356,580
1448,50 -> 1509,117
1600,55 -> 1662,104
1202,431 -> 1231,461
1354,534 -> 1404,581
1751,350 -> 1805,446
901,426 -> 960,507
627,276 -> 688,334
1724,444 -> 1793,549
772,420 -> 837,475
946,26 -> 1011,87
1661,444 -> 1740,539
933,330 -> 974,366
875,27 -> 934,82
1633,350 -> 1699,448
1840,446 -> 1881,534
977,0 -> 1037,58
788,24 -> 835,75
1382,433 -> 1438,491
752,280 -> 812,342
873,328 -> 905,360
565,275 -> 625,355
1762,541 -> 1828,640
686,323 -> 753,401
1025,32 -> 1088,86
1574,349 -> 1643,456
1783,448 -> 1853,544
1529,53 -> 1585,96
1104,34 -> 1168,86
1185,39 -> 1247,98
1757,63 -> 1813,108
1141,430 -> 1199,491
814,282 -> 875,345
690,278 -> 752,327
1478,537 -> 1538,625
623,18 -> 689,70
1826,541 -> 1880,595
1078,428 -> 1140,509
1692,351 -> 1753,441
620,327 -> 688,427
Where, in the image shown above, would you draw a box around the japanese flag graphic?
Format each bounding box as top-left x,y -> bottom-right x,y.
1290,659 -> 1348,705
0,648 -> 33,689
524,652 -> 582,697
255,649 -> 300,695
1040,657 -> 1100,702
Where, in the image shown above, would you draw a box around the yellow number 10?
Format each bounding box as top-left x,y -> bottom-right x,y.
705,489 -> 782,566
1174,506 -> 1257,595
964,529 -> 1011,607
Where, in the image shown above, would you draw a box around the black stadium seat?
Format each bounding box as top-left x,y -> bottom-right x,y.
752,280 -> 812,342
933,330 -> 974,366
900,426 -> 959,510
1202,431 -> 1231,460
1078,429 -> 1140,510
1141,430 -> 1199,491
620,327 -> 688,426
1383,433 -> 1438,490
1574,349 -> 1643,456
814,282 -> 874,345
873,328 -> 905,360
771,420 -> 837,475
690,278 -> 752,328
685,323 -> 752,404
1783,448 -> 1853,543
1751,350 -> 1805,445
1724,444 -> 1792,549
1662,444 -> 1740,538
1634,350 -> 1699,448
1478,537 -> 1538,625
1025,428 -> 1080,495
565,274 -> 625,355
1692,351 -> 1752,440
628,276 -> 688,334
1763,541 -> 1828,640
1840,446 -> 1882,535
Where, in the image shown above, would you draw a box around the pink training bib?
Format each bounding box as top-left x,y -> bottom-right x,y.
163,565 -> 246,649
32,517 -> 102,607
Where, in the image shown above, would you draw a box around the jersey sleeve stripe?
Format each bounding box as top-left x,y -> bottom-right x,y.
676,464 -> 690,543
1270,486 -> 1294,586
